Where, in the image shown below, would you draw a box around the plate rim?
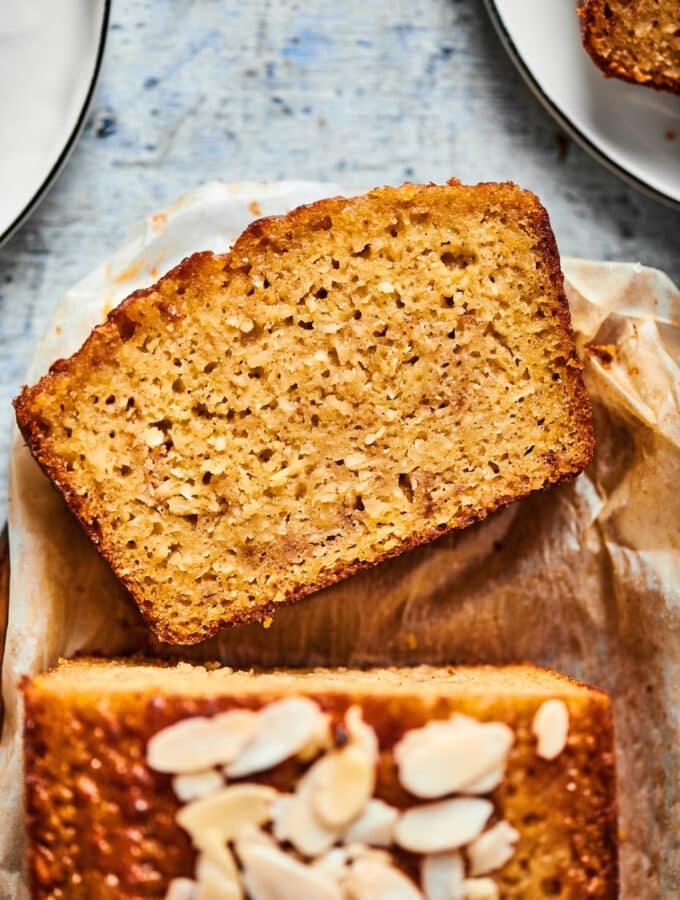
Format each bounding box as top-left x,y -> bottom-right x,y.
483,0 -> 680,210
0,0 -> 112,248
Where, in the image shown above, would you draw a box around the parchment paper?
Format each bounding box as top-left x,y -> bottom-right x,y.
1,182 -> 679,899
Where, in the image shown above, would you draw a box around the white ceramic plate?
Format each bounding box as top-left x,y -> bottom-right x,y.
485,0 -> 680,207
0,0 -> 110,245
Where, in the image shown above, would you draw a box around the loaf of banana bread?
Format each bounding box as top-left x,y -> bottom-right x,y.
580,0 -> 680,93
14,181 -> 594,644
22,658 -> 618,899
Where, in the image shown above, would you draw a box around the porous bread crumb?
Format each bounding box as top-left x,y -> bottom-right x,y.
580,0 -> 680,93
14,181 -> 593,644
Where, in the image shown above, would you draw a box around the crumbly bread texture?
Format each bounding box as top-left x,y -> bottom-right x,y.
580,0 -> 680,93
14,181 -> 594,644
23,658 -> 618,899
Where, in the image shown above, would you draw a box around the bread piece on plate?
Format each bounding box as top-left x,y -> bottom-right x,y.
580,0 -> 680,93
14,181 -> 594,644
23,658 -> 618,899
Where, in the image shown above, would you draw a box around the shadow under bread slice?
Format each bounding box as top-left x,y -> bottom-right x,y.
14,180 -> 594,644
22,658 -> 617,899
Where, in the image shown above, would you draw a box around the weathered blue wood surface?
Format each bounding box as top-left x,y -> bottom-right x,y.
1,0 -> 678,511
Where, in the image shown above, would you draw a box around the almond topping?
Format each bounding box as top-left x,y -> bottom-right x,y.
172,771 -> 224,802
195,857 -> 242,900
310,744 -> 375,829
343,799 -> 399,847
226,698 -> 326,778
344,857 -> 424,899
395,716 -> 513,798
197,832 -> 241,880
421,851 -> 465,900
462,877 -> 499,899
147,710 -> 259,774
345,706 -> 379,760
164,878 -> 196,900
271,783 -> 340,857
311,847 -> 352,881
394,798 -> 493,854
176,784 -> 277,849
467,821 -> 519,876
532,699 -> 569,760
238,841 -> 343,900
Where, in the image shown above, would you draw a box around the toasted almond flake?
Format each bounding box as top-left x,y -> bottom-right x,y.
345,706 -> 379,760
198,831 -> 241,880
297,712 -> 333,762
227,698 -> 326,778
343,799 -> 399,846
238,841 -> 343,900
395,716 -> 513,799
311,847 -> 352,881
172,771 -> 224,802
532,699 -> 569,760
467,821 -> 519,876
344,857 -> 424,900
271,784 -> 339,857
462,877 -> 499,900
176,784 -> 277,849
148,710 -> 260,774
421,851 -> 465,900
394,798 -> 493,854
460,767 -> 504,796
195,857 -> 242,900
165,878 -> 197,900
310,744 -> 375,829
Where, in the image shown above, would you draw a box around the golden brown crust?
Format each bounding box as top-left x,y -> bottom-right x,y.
22,660 -> 618,899
14,181 -> 594,644
579,0 -> 680,94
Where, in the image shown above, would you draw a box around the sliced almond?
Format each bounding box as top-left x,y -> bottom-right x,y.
195,857 -> 242,900
532,699 -> 569,760
148,710 -> 259,774
198,832 -> 240,880
165,878 -> 197,900
421,851 -> 465,900
173,771 -> 224,802
460,767 -> 504,796
310,744 -> 375,829
344,844 -> 393,865
297,712 -> 333,762
238,841 -> 343,900
344,857 -> 424,900
343,799 -> 399,847
227,698 -> 326,778
311,847 -> 352,882
467,821 -> 519,876
345,706 -> 379,760
395,717 -> 513,799
394,798 -> 493,854
271,786 -> 339,857
176,784 -> 277,849
462,877 -> 499,900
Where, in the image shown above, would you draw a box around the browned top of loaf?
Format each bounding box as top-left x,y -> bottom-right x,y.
580,0 -> 680,93
23,659 -> 618,900
15,180 -> 594,644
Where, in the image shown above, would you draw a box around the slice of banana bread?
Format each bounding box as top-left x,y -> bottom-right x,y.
580,0 -> 680,93
23,658 -> 618,900
14,181 -> 594,644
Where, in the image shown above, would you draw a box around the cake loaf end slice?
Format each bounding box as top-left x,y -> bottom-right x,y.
14,181 -> 594,643
23,659 -> 618,899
